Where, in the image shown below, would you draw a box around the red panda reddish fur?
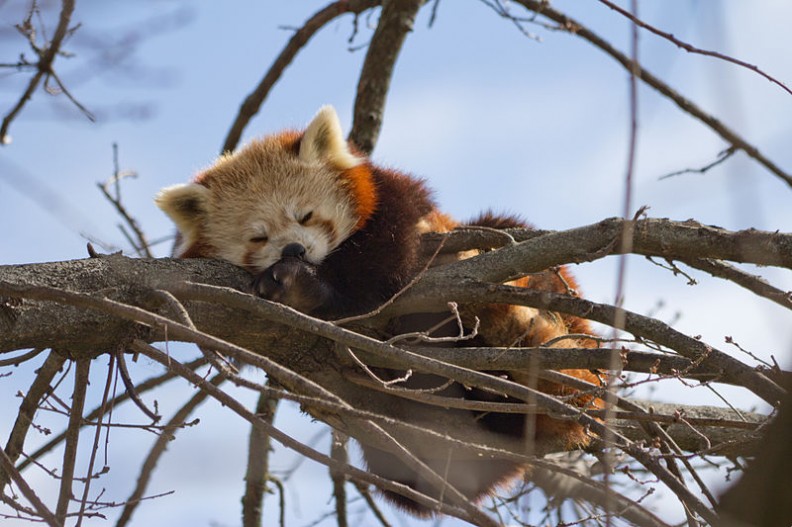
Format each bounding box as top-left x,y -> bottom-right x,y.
155,106 -> 603,516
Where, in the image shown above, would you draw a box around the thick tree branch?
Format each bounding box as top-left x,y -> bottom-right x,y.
386,281 -> 785,405
349,0 -> 427,154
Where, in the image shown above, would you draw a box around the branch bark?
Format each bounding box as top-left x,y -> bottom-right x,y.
1,218 -> 787,522
349,0 -> 427,154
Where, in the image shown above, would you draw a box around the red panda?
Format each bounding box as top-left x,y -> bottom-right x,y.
156,106 -> 602,516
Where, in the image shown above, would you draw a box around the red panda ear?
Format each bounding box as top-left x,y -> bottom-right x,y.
299,106 -> 361,170
155,183 -> 210,248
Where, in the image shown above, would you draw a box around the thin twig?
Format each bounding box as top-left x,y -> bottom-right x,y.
132,342 -> 498,526
16,358 -> 207,474
659,146 -> 737,180
1,0 -> 80,143
509,0 -> 792,189
0,347 -> 46,367
2,351 -> 66,488
354,483 -> 393,527
97,144 -> 151,258
596,0 -> 792,97
114,349 -> 161,423
682,258 -> 792,312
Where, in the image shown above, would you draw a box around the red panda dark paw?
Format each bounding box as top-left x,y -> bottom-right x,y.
253,257 -> 329,314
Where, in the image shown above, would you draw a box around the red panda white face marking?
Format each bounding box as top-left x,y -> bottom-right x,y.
155,106 -> 372,273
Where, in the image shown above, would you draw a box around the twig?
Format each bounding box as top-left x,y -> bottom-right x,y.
221,0 -> 381,153
681,258 -> 792,312
1,0 -> 80,144
97,144 -> 151,258
16,358 -> 207,474
659,146 -> 737,180
353,482 -> 392,527
114,349 -> 161,423
389,280 -> 785,405
132,342 -> 498,526
605,0 -> 640,518
0,347 -> 46,367
595,0 -> 792,97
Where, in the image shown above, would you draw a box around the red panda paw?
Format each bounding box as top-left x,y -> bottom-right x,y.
253,257 -> 329,314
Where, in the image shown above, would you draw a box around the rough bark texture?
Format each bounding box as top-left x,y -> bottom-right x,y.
349,0 -> 427,154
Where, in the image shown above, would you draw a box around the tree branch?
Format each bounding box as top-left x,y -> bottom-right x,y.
2,351 -> 66,488
509,0 -> 792,189
221,0 -> 381,154
1,0 -> 81,144
348,0 -> 427,154
595,0 -> 792,97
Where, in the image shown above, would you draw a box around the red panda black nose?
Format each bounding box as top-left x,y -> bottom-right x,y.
282,243 -> 306,259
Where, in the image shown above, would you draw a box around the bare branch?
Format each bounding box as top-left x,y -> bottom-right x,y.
132,342 -> 500,526
681,258 -> 792,312
116,372 -> 223,527
386,280 -> 785,405
658,146 -> 737,180
349,0 -> 427,154
97,144 -> 152,258
16,357 -> 207,474
241,380 -> 280,527
1,0 -> 83,144
330,431 -> 349,527
75,354 -> 115,527
2,351 -> 66,488
509,0 -> 792,189
221,0 -> 381,154
55,359 -> 90,524
0,448 -> 60,527
595,0 -> 792,97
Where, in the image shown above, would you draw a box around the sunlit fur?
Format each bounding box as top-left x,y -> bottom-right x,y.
156,106 -> 367,272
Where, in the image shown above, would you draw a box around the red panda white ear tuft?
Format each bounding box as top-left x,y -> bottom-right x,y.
299,106 -> 362,170
155,183 -> 210,248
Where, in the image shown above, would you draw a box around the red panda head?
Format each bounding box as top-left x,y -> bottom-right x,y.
155,106 -> 378,272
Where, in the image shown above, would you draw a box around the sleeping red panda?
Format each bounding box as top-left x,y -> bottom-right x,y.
155,106 -> 602,516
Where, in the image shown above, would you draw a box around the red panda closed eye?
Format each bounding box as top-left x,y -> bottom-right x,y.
156,106 -> 603,516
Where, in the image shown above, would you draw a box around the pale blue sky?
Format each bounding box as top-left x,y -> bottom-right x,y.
1,1 -> 791,526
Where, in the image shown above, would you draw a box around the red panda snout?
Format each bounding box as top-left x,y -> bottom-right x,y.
281,243 -> 306,259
